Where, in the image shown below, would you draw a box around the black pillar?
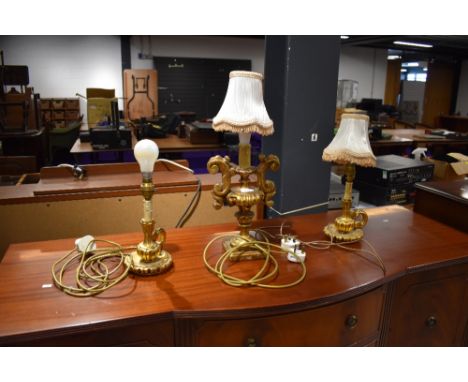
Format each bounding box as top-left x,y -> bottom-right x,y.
120,35 -> 132,71
263,36 -> 340,217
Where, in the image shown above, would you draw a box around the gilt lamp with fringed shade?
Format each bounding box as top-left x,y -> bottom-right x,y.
322,110 -> 376,242
207,71 -> 280,260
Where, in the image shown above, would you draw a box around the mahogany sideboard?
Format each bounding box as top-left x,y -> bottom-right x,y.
0,205 -> 467,346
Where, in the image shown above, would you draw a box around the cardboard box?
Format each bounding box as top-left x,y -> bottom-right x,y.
86,88 -> 116,127
428,153 -> 468,180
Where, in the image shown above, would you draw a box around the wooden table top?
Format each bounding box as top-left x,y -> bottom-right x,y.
372,129 -> 468,147
0,205 -> 467,343
70,133 -> 224,154
415,179 -> 468,205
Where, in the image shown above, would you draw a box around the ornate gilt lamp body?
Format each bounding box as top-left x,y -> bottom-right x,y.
322,111 -> 376,242
208,70 -> 279,259
208,153 -> 279,258
129,139 -> 172,275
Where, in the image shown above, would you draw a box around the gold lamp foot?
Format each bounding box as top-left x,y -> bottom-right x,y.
128,250 -> 173,276
128,219 -> 173,276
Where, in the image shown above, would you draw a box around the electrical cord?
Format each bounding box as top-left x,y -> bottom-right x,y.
302,238 -> 386,273
203,230 -> 307,289
154,158 -> 201,228
156,158 -> 193,173
176,178 -> 202,228
268,201 -> 329,216
52,239 -> 135,297
202,218 -> 385,290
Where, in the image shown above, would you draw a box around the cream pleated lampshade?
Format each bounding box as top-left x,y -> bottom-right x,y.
212,71 -> 274,136
322,113 -> 376,167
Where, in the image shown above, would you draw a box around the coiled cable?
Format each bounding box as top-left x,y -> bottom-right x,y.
52,239 -> 135,297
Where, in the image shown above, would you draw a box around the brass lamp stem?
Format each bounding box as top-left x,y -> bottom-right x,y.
238,143 -> 251,169
342,163 -> 355,219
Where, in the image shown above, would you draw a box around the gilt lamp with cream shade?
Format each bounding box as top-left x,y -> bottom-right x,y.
207,71 -> 280,260
322,110 -> 376,241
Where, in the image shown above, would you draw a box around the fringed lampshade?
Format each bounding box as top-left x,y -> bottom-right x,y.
322,112 -> 376,167
213,71 -> 274,136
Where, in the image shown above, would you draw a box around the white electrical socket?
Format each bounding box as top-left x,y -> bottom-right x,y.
311,133 -> 318,142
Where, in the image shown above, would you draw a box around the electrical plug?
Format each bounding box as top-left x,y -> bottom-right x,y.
281,235 -> 306,263
75,235 -> 96,253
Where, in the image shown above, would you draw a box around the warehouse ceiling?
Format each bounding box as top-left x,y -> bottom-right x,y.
341,35 -> 468,60
231,35 -> 468,60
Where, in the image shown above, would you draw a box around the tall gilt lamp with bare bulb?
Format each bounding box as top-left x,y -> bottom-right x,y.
322,110 -> 376,241
130,139 -> 172,275
207,71 -> 280,260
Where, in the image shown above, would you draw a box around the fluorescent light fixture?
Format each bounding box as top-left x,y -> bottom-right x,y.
402,62 -> 419,67
340,35 -> 349,39
394,40 -> 433,49
423,67 -> 428,72
400,68 -> 407,72
388,55 -> 401,60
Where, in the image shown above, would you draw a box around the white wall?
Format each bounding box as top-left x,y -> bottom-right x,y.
0,35 -> 123,119
338,46 -> 388,102
456,60 -> 468,116
130,36 -> 265,73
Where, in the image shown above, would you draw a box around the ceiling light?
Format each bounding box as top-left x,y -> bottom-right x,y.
340,35 -> 349,39
388,55 -> 401,60
423,68 -> 428,72
394,41 -> 433,49
400,69 -> 407,73
402,62 -> 419,67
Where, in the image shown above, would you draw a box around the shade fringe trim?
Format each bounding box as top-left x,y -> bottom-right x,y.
213,122 -> 274,136
322,150 -> 376,167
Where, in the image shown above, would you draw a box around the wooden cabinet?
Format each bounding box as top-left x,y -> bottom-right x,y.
40,98 -> 80,129
384,264 -> 468,346
181,287 -> 385,346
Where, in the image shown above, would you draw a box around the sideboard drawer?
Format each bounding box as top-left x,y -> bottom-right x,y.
385,264 -> 468,346
189,286 -> 384,346
4,318 -> 174,346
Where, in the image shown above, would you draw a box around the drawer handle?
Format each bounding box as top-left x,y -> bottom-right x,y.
246,337 -> 258,347
425,316 -> 437,328
345,314 -> 358,329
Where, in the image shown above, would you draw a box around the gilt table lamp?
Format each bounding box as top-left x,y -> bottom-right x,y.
207,71 -> 280,260
322,110 -> 376,241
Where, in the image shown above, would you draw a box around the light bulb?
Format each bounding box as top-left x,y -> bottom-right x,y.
134,139 -> 159,178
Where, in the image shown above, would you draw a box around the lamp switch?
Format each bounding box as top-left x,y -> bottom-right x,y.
311,133 -> 318,142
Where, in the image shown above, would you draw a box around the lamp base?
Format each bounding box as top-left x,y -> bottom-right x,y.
223,231 -> 268,261
323,223 -> 364,242
127,250 -> 173,275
